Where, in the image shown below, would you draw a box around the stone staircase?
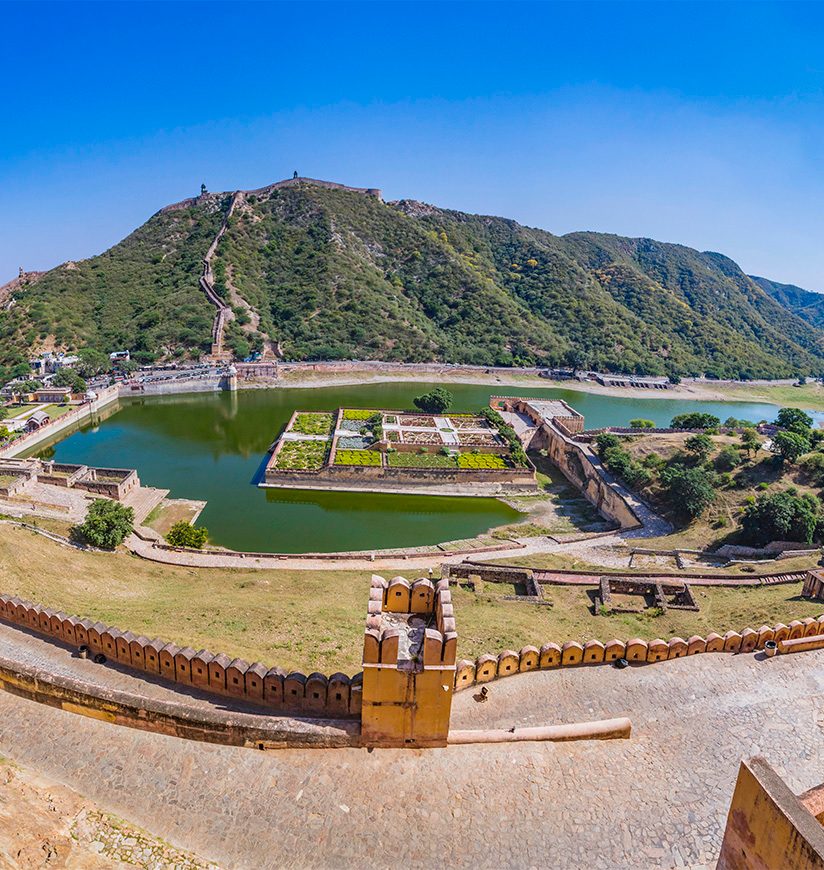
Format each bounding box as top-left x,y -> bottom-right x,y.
123,487 -> 169,525
201,193 -> 240,362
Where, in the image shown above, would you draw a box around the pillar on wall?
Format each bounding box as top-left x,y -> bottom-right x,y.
360,574 -> 456,748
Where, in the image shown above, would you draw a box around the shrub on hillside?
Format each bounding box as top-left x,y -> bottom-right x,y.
771,430 -> 811,464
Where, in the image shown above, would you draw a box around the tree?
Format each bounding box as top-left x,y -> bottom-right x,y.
684,433 -> 713,461
740,428 -> 760,457
52,367 -> 87,392
165,521 -> 209,549
72,499 -> 134,549
629,418 -> 655,429
775,407 -> 813,434
0,407 -> 7,421
76,348 -> 111,378
741,490 -> 820,545
660,465 -> 716,519
771,430 -> 811,464
413,388 -> 453,414
670,412 -> 721,430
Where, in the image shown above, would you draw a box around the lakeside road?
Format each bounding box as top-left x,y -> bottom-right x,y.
247,365 -> 824,411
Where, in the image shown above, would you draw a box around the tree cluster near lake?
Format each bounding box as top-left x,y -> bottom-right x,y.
596,406 -> 824,547
3,183 -> 824,376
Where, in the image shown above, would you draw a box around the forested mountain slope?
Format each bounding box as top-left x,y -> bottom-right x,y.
751,275 -> 824,330
1,178 -> 822,380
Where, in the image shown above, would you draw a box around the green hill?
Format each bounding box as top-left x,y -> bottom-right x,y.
2,177 -> 822,379
750,275 -> 824,330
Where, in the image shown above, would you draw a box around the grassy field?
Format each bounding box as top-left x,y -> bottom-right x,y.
1,524 -> 822,673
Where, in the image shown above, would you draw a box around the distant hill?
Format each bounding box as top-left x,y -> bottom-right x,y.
750,275 -> 824,330
2,177 -> 823,380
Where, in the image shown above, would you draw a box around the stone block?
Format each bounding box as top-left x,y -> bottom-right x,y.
304,673 -> 329,711
705,632 -> 725,652
284,671 -> 307,706
756,626 -> 775,649
583,639 -> 606,664
561,640 -> 584,666
263,667 -> 285,705
518,645 -> 540,672
604,639 -> 626,662
687,635 -> 707,655
496,650 -> 519,678
773,623 -> 790,644
326,673 -> 351,715
739,628 -> 758,653
723,631 -> 742,653
625,638 -> 648,661
788,620 -> 805,640
646,639 -> 668,663
226,659 -> 249,697
667,637 -> 688,659
475,653 -> 497,683
455,659 -> 476,689
539,642 -> 561,668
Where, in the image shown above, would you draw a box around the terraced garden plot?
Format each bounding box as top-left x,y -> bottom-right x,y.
274,440 -> 329,471
457,453 -> 509,470
342,409 -> 380,421
403,431 -> 442,445
387,451 -> 458,468
397,416 -> 437,428
458,432 -> 501,447
290,412 -> 335,436
334,449 -> 382,467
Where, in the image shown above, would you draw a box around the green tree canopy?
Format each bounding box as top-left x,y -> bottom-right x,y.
771,430 -> 811,463
72,499 -> 134,549
52,367 -> 87,392
76,348 -> 111,378
670,412 -> 721,430
775,407 -> 814,433
659,464 -> 716,519
413,388 -> 453,414
629,418 -> 655,429
684,433 -> 713,460
740,490 -> 820,545
165,521 -> 209,549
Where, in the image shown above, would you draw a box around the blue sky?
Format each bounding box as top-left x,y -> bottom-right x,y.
2,1 -> 824,289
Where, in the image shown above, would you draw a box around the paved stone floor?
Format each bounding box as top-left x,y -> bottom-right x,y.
0,649 -> 823,868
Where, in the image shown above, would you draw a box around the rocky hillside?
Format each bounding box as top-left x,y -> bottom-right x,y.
2,177 -> 823,379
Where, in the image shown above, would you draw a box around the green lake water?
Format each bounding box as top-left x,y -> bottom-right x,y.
35,381 -> 786,553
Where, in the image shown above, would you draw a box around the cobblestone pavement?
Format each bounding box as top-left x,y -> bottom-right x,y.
1,650 -> 823,869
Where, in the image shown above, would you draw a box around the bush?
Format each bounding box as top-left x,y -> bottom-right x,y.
165,521 -> 209,548
629,418 -> 655,429
595,432 -> 621,453
684,433 -> 713,460
72,499 -> 134,549
413,388 -> 453,414
714,445 -> 741,472
800,452 -> 824,485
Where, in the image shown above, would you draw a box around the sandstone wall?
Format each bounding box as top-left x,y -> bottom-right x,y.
0,594 -> 362,720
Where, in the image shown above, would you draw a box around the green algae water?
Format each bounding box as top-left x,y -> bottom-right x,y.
36,381 -> 785,553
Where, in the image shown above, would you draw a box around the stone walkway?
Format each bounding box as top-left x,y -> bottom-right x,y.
0,648 -> 823,868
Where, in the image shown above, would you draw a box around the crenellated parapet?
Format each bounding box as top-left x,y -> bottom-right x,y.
361,574 -> 457,747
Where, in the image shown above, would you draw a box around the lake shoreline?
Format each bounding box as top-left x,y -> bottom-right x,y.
245,367 -> 824,412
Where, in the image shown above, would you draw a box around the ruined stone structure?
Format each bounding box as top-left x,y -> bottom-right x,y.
361,575 -> 457,747
0,460 -> 139,501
